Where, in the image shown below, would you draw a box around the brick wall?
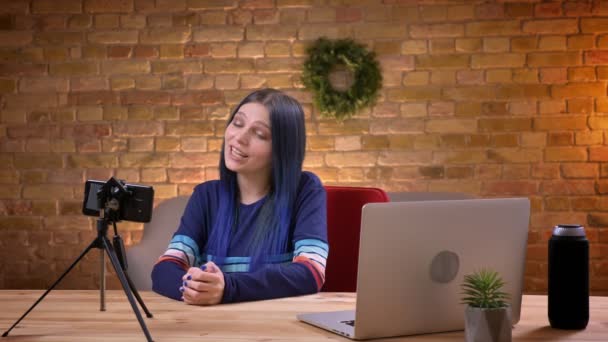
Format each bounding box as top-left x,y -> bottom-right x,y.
1,0 -> 608,294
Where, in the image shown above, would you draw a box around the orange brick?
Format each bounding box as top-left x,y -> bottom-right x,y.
409,24 -> 464,38
159,44 -> 185,59
140,28 -> 191,44
502,164 -> 530,179
576,131 -> 603,145
204,59 -> 253,73
401,40 -> 428,54
370,118 -> 424,134
456,70 -> 483,84
431,70 -> 456,85
538,36 -> 566,51
482,181 -> 538,196
455,38 -> 481,52
426,119 -> 476,133
417,4 -> 446,21
568,35 -> 595,49
67,154 -> 116,169
541,180 -> 595,195
118,153 -> 168,168
486,69 -> 512,83
488,148 -> 542,163
545,197 -> 570,211
476,3 -> 504,19
528,52 -> 581,67
561,163 -> 598,178
552,82 -> 606,98
481,38 -> 508,54
321,152 -> 374,167
168,168 -> 205,183
547,132 -> 573,146
354,23 -> 407,39
153,61 -> 200,74
373,41 -> 401,55
497,84 -> 549,99
50,62 -> 98,76
246,25 -> 297,40
381,56 -> 414,72
471,53 -> 526,68
357,135 -> 387,150
466,20 -> 520,36
585,50 -> 608,65
416,55 -> 468,69
0,217 -> 42,230
535,116 -> 587,131
568,98 -> 593,113
193,27 -> 243,42
305,136 -> 332,151
444,86 -> 495,100
88,30 -> 137,44
101,60 -> 149,75
155,137 -> 180,152
32,0 -> 81,13
512,37 -> 537,51
453,102 -> 480,118
121,91 -> 169,105
433,150 -> 487,164
479,118 -> 532,132
492,134 -> 518,147
386,135 -> 414,150
571,197 -> 598,211
535,2 -> 562,17
378,151 -> 432,166
166,122 -> 213,136
581,18 -> 608,33
387,87 -> 441,102
523,19 -> 578,34
544,147 -> 588,162
590,147 -> 608,161
448,4 -> 474,20
298,24 -> 351,40
84,0 -> 133,13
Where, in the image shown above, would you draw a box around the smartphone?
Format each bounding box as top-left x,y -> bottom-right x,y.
82,180 -> 154,223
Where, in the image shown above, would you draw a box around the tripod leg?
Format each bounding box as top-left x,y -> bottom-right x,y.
2,240 -> 97,337
125,272 -> 153,318
100,249 -> 106,311
102,237 -> 154,342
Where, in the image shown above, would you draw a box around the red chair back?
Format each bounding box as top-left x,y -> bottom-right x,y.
322,185 -> 389,292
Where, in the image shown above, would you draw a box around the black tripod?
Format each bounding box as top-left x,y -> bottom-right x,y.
2,213 -> 154,341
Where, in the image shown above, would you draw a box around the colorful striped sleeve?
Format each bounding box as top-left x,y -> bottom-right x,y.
155,234 -> 202,271
293,238 -> 328,290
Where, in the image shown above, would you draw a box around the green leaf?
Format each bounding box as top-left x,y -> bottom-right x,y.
301,37 -> 383,121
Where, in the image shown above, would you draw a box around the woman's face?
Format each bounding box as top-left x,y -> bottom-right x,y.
224,102 -> 272,178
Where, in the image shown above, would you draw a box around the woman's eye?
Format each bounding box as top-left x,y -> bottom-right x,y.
232,119 -> 243,127
255,130 -> 268,139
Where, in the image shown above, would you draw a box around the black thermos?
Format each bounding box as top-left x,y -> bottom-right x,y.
548,224 -> 589,329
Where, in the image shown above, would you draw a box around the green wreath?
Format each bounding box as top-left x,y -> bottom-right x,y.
302,37 -> 382,121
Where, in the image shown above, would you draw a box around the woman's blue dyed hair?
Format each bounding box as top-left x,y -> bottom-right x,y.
207,88 -> 306,266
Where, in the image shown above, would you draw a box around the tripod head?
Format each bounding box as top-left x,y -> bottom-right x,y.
83,177 -> 154,223
97,177 -> 132,223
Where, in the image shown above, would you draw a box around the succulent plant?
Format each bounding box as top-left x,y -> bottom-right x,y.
461,269 -> 510,309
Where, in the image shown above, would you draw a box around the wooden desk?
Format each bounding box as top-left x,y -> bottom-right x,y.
0,291 -> 606,341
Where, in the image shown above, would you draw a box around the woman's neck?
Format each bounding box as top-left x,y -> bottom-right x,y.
237,173 -> 271,205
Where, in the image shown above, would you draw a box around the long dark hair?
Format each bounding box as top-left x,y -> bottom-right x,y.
207,88 -> 306,265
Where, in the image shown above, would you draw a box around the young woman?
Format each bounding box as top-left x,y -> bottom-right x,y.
151,88 -> 328,305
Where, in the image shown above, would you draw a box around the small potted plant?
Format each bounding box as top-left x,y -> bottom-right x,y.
461,269 -> 511,342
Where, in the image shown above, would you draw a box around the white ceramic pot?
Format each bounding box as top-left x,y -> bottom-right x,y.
465,305 -> 512,342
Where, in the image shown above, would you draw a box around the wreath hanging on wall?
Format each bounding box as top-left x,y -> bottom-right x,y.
302,37 -> 383,121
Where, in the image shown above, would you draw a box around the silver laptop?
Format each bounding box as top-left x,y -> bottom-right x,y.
298,198 -> 530,340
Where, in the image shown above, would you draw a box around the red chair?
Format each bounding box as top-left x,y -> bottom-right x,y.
322,185 -> 389,292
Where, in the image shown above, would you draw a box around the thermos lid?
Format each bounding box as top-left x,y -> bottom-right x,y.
552,224 -> 586,237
